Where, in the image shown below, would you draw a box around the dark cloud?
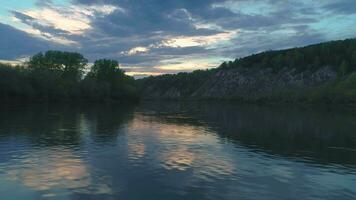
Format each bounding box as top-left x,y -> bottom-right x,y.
150,46 -> 209,56
0,23 -> 55,59
89,2 -> 225,37
323,1 -> 356,14
203,2 -> 318,31
72,0 -> 230,37
220,25 -> 326,59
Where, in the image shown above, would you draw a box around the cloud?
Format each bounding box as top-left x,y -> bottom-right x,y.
11,3 -> 118,45
154,59 -> 219,71
11,10 -> 76,45
123,46 -> 150,56
323,1 -> 356,15
1,0 -> 356,75
159,31 -> 237,48
0,22 -> 55,59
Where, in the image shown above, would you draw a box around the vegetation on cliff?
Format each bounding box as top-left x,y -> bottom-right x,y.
219,38 -> 356,74
138,38 -> 356,103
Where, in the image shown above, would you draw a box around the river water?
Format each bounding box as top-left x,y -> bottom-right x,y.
0,102 -> 355,200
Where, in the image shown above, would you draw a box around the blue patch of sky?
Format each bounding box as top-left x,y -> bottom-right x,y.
0,1 -> 36,21
312,14 -> 356,40
214,1 -> 275,16
0,0 -> 70,24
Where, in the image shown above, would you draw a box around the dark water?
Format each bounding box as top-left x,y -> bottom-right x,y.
0,102 -> 356,200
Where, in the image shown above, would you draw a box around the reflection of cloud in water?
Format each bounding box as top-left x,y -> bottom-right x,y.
131,116 -> 217,145
5,148 -> 112,197
128,142 -> 146,160
157,125 -> 201,144
130,115 -> 236,177
161,147 -> 195,171
194,155 -> 236,182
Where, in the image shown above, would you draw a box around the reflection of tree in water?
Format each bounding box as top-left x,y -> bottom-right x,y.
200,104 -> 356,165
82,103 -> 134,144
138,102 -> 356,166
0,103 -> 83,147
0,103 -> 135,146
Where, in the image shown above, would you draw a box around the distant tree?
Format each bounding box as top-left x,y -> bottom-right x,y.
85,59 -> 137,100
261,56 -> 270,68
291,50 -> 304,68
88,59 -> 124,82
0,51 -> 139,102
312,56 -> 321,71
351,51 -> 356,70
272,55 -> 283,71
227,61 -> 234,68
27,51 -> 88,98
29,50 -> 88,81
219,62 -> 228,69
320,44 -> 331,64
233,58 -> 241,68
338,60 -> 350,77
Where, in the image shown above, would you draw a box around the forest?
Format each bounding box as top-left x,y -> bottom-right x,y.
0,51 -> 138,102
219,38 -> 356,74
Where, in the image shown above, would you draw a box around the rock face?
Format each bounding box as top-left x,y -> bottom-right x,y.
141,66 -> 338,100
142,85 -> 182,99
192,66 -> 337,99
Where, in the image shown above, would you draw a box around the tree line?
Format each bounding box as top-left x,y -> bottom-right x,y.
0,51 -> 138,102
218,38 -> 356,75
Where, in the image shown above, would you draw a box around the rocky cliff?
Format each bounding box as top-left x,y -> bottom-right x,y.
139,38 -> 356,103
141,66 -> 338,101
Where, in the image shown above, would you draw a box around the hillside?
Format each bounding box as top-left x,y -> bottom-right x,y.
138,38 -> 356,103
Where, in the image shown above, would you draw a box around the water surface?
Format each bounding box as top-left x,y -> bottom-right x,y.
0,102 -> 356,200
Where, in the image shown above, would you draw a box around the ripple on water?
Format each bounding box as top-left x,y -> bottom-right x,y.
160,146 -> 195,171
1,147 -> 113,198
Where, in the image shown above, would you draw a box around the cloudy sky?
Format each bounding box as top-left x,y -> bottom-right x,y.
0,0 -> 356,77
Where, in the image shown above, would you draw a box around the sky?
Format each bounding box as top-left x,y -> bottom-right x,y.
0,0 -> 356,77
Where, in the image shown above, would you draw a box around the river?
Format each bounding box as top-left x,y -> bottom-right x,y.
0,102 -> 355,199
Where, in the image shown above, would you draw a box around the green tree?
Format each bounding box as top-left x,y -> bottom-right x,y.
261,56 -> 270,68
272,55 -> 283,71
29,50 -> 88,81
227,61 -> 234,68
88,59 -> 123,82
27,51 -> 88,99
338,60 -> 350,77
351,51 -> 356,71
312,56 -> 321,71
219,62 -> 228,69
85,59 -> 137,100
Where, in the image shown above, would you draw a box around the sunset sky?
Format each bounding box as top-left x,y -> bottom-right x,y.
1,0 -> 356,77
